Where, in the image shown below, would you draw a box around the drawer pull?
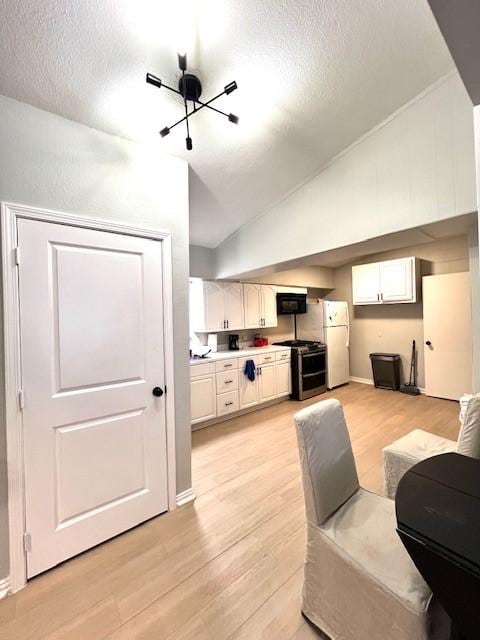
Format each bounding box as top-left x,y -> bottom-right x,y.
264,357 -> 272,361
225,401 -> 234,406
224,363 -> 233,368
225,380 -> 233,384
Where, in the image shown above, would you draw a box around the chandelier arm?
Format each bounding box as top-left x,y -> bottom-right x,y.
181,69 -> 192,149
195,100 -> 231,119
163,102 -> 207,134
161,82 -> 184,97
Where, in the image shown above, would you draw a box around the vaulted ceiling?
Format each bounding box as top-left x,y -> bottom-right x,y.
0,0 -> 454,247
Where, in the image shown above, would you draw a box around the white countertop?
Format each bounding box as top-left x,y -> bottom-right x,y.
189,344 -> 291,365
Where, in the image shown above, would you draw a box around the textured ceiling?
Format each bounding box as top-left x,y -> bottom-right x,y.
0,1 -> 454,247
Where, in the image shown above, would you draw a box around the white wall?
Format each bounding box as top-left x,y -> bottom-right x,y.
473,106 -> 480,391
216,73 -> 476,278
328,235 -> 470,388
0,95 -> 190,582
189,245 -> 216,279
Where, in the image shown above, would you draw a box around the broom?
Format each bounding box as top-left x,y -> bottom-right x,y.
400,340 -> 421,396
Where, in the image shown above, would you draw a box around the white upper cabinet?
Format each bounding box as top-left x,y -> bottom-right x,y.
243,283 -> 278,329
352,263 -> 381,305
202,280 -> 225,331
190,280 -> 277,332
379,258 -> 415,303
262,285 -> 278,328
223,282 -> 244,330
353,257 -> 418,305
243,283 -> 263,329
190,279 -> 245,332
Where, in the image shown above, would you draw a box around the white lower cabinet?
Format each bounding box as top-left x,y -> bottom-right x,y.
191,349 -> 291,426
258,364 -> 276,403
190,375 -> 216,424
217,390 -> 239,417
276,361 -> 291,396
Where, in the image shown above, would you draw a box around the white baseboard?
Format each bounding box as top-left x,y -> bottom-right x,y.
350,376 -> 425,395
349,376 -> 374,385
0,576 -> 10,599
176,488 -> 196,507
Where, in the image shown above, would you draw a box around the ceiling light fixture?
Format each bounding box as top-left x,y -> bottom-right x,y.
146,53 -> 239,150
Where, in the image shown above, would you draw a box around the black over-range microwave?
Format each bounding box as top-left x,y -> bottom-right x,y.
276,292 -> 307,315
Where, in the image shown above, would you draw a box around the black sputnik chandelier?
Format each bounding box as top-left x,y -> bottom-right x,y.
146,53 -> 239,150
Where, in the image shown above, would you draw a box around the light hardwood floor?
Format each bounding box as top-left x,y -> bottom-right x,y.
0,383 -> 460,639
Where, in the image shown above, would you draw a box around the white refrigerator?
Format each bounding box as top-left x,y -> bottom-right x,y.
297,299 -> 350,389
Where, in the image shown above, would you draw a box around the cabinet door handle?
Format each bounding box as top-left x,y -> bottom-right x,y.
224,363 -> 233,368
225,380 -> 233,384
377,293 -> 380,302
225,401 -> 233,406
227,320 -> 229,328
258,367 -> 262,375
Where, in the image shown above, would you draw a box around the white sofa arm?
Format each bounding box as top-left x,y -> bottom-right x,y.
383,429 -> 456,500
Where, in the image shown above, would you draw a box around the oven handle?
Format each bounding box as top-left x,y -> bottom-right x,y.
303,371 -> 325,378
301,351 -> 326,358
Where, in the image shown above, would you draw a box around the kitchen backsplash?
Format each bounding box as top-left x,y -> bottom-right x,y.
191,314 -> 295,351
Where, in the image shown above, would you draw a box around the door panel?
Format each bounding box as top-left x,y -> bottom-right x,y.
53,243 -> 144,390
258,365 -> 276,402
243,283 -> 262,328
262,285 -> 278,327
325,326 -> 350,389
423,272 -> 472,400
324,300 -> 348,327
352,263 -> 380,305
204,281 -> 225,331
380,258 -> 414,303
276,362 -> 291,396
191,375 -> 216,423
55,410 -> 147,525
223,282 -> 244,330
18,218 -> 168,578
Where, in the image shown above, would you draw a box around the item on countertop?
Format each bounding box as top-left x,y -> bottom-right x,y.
228,334 -> 240,351
207,333 -> 218,353
191,345 -> 212,359
244,359 -> 256,381
254,334 -> 268,347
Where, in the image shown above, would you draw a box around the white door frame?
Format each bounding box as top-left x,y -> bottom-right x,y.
1,202 -> 178,593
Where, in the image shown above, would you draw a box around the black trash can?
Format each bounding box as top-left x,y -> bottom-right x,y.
369,353 -> 401,391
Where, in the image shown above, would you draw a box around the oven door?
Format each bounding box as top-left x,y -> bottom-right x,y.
299,350 -> 327,399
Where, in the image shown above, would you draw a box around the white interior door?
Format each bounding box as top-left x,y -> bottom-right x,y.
243,283 -> 262,328
423,272 -> 473,400
17,218 -> 169,578
223,282 -> 244,330
261,285 -> 278,327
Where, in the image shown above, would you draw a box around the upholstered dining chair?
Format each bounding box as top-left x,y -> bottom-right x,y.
383,393 -> 480,500
294,398 -> 448,640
